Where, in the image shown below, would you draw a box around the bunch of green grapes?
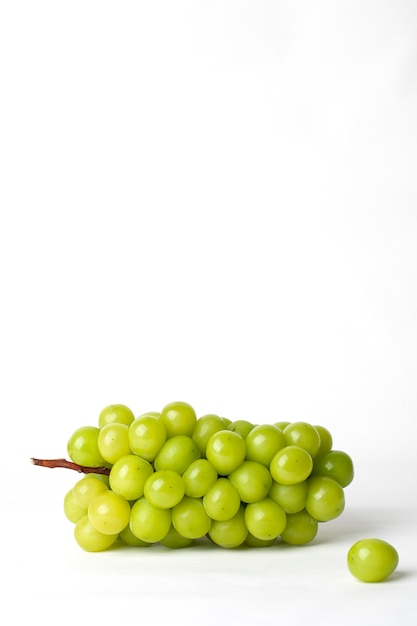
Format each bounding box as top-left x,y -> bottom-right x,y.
62,401 -> 355,553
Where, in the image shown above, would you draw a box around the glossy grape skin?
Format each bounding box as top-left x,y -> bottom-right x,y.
208,505 -> 248,548
311,450 -> 354,487
347,538 -> 399,582
98,422 -> 131,464
245,424 -> 286,467
98,404 -> 135,428
268,480 -> 308,514
154,435 -> 201,474
72,475 -> 108,509
67,426 -> 108,467
203,478 -> 241,521
63,489 -> 86,523
129,414 -> 167,462
109,454 -> 154,501
130,497 -> 172,543
144,469 -> 185,509
226,420 -> 255,439
74,515 -> 119,552
280,509 -> 318,545
305,476 -> 345,522
228,461 -> 272,503
159,401 -> 197,438
192,414 -> 226,455
245,533 -> 277,548
244,498 -> 287,541
160,524 -> 193,549
270,445 -> 313,485
119,524 -> 152,547
182,459 -> 218,498
205,430 -> 246,476
283,422 -> 321,458
171,496 -> 211,539
88,490 -> 131,535
314,425 -> 333,457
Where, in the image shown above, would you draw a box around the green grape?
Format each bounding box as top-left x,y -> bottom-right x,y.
183,459 -> 218,498
98,422 -> 131,464
274,421 -> 290,431
226,420 -> 255,439
98,404 -> 135,428
72,475 -> 108,509
306,476 -> 345,522
205,430 -> 246,476
270,445 -> 313,485
245,533 -> 277,547
74,515 -> 119,552
192,414 -> 226,455
268,480 -> 308,514
208,505 -> 248,548
128,414 -> 167,462
88,490 -> 131,535
63,488 -> 86,523
154,435 -> 201,474
314,425 -> 333,457
130,497 -> 172,543
347,538 -> 399,582
160,524 -> 193,549
119,524 -> 152,547
280,509 -> 318,545
311,450 -> 354,487
144,469 -> 185,509
67,426 -> 107,467
220,417 -> 232,427
171,496 -> 211,539
228,460 -> 272,503
244,498 -> 287,541
160,401 -> 197,437
245,424 -> 286,467
109,454 -> 154,501
203,478 -> 241,521
283,422 -> 321,458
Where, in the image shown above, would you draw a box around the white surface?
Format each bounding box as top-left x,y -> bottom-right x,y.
1,1 -> 416,624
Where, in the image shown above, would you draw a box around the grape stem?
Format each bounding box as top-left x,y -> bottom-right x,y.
30,458 -> 110,475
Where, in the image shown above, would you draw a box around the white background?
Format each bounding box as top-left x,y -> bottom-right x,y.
1,1 -> 416,624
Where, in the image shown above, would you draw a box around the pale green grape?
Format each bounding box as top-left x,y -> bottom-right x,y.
144,469 -> 185,509
208,505 -> 248,548
119,524 -> 152,547
274,421 -> 290,431
130,497 -> 172,543
245,424 -> 286,466
154,435 -> 201,474
283,422 -> 321,458
311,449 -> 354,487
244,498 -> 287,541
129,414 -> 167,462
74,515 -> 119,552
182,459 -> 218,498
72,475 -> 108,509
67,426 -> 107,467
306,476 -> 345,521
171,496 -> 211,539
88,490 -> 131,535
226,420 -> 255,439
270,445 -> 313,485
160,525 -> 193,549
63,488 -> 86,523
109,454 -> 154,501
245,533 -> 277,547
268,480 -> 308,514
203,478 -> 241,521
98,422 -> 131,464
347,538 -> 399,582
192,414 -> 226,455
98,404 -> 135,428
160,401 -> 197,438
280,509 -> 318,545
314,425 -> 333,457
205,430 -> 246,476
229,460 -> 272,503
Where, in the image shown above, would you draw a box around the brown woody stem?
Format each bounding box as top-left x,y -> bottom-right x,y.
31,457 -> 110,475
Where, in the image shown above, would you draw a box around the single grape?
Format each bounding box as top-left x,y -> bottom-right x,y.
305,476 -> 345,522
283,422 -> 321,458
226,420 -> 255,439
182,459 -> 218,498
280,509 -> 318,545
311,450 -> 354,487
347,538 -> 399,582
203,478 -> 241,521
67,426 -> 107,467
98,422 -> 131,464
74,515 -> 119,552
245,532 -> 277,548
129,414 -> 167,462
72,475 -> 108,509
244,498 -> 287,541
270,445 -> 313,485
88,490 -> 131,535
144,469 -> 185,509
171,496 -> 212,539
98,404 -> 135,428
159,401 -> 197,438
63,488 -> 86,523
228,460 -> 272,503
119,524 -> 152,547
154,435 -> 201,474
274,421 -> 290,431
192,414 -> 226,455
314,425 -> 333,457
268,480 -> 308,514
245,424 -> 286,467
109,454 -> 154,501
208,505 -> 248,548
206,430 -> 246,476
160,524 -> 193,549
130,497 -> 172,543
